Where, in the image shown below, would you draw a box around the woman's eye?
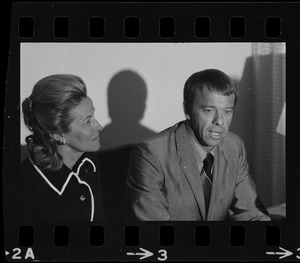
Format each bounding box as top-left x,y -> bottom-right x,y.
84,118 -> 91,125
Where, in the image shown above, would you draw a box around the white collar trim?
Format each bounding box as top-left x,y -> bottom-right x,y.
29,157 -> 96,222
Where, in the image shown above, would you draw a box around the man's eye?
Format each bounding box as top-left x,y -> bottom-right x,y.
203,109 -> 214,113
224,110 -> 233,115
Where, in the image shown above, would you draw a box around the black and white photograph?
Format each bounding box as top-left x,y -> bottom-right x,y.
16,42 -> 286,222
4,2 -> 296,260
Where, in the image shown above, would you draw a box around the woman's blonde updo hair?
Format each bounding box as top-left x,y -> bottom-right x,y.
22,74 -> 87,171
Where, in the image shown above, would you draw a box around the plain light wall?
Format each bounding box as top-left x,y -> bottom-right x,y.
20,43 -> 252,145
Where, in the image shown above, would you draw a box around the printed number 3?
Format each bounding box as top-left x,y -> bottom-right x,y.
297,248 -> 300,259
158,249 -> 167,261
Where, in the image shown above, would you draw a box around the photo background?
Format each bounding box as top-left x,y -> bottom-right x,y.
20,43 -> 285,209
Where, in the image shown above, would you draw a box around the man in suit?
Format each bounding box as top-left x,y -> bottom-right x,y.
126,69 -> 270,221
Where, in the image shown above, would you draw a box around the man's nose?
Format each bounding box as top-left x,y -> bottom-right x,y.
213,111 -> 224,126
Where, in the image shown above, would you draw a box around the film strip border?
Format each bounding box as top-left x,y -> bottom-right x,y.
4,1 -> 300,262
10,2 -> 294,42
5,223 -> 292,261
18,15 -> 281,40
14,225 -> 282,247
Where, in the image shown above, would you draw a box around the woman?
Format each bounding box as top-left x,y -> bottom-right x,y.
19,74 -> 105,222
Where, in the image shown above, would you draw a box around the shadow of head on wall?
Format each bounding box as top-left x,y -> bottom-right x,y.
100,70 -> 156,151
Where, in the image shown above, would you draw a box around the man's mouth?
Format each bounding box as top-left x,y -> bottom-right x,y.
209,131 -> 223,138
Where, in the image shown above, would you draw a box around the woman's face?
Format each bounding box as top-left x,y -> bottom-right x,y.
63,97 -> 103,154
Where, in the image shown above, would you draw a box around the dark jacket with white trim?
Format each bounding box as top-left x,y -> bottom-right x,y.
18,152 -> 105,222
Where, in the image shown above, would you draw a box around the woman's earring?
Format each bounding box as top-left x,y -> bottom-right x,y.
58,138 -> 66,145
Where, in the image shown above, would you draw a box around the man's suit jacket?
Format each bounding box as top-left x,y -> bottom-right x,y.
126,121 -> 270,221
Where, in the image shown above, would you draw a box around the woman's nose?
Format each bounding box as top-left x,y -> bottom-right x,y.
93,118 -> 103,131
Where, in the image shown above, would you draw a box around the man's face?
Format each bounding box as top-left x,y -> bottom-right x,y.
186,86 -> 236,151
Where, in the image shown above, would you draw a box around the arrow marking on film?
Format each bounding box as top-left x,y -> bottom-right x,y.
127,247 -> 153,260
266,247 -> 293,259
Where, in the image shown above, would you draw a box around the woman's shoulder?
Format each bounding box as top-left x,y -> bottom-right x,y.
20,157 -> 44,185
20,157 -> 34,171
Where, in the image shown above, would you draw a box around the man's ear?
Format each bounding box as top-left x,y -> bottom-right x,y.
182,101 -> 190,120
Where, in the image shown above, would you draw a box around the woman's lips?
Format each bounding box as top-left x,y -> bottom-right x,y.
92,135 -> 100,141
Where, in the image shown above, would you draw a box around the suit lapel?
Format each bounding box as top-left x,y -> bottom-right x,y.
176,122 -> 206,220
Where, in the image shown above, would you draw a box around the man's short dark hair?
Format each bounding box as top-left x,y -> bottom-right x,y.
183,69 -> 238,115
